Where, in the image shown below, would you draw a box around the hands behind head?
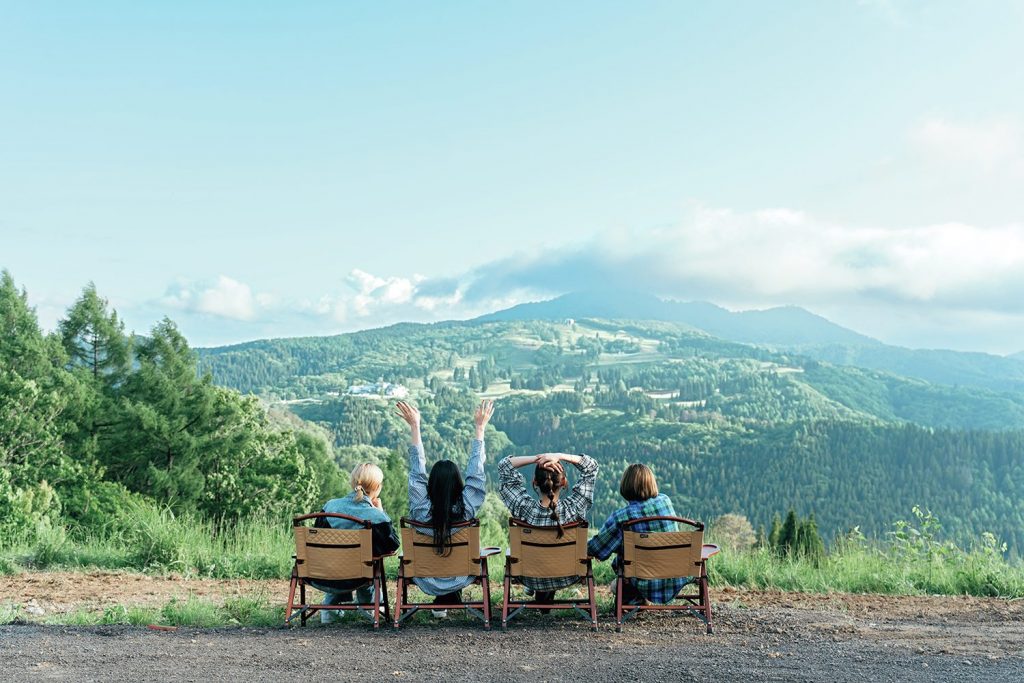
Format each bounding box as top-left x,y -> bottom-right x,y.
535,454 -> 560,472
474,399 -> 495,430
394,401 -> 420,429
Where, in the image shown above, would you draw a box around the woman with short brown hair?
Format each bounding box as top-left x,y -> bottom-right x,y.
587,463 -> 689,605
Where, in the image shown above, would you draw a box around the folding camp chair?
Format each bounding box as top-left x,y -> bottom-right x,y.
285,512 -> 394,629
501,519 -> 597,630
393,517 -> 500,629
615,515 -> 720,634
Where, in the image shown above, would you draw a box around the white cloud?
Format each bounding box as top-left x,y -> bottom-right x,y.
162,275 -> 259,321
456,206 -> 1024,320
346,269 -> 420,316
910,117 -> 1022,169
151,209 -> 1024,353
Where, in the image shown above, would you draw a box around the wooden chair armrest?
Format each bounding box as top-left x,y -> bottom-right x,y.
373,551 -> 398,560
702,544 -> 720,560
480,546 -> 502,558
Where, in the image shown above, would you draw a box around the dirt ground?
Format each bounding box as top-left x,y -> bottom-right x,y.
2,572 -> 1023,681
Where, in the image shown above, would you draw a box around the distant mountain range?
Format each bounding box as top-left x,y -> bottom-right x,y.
478,291 -> 1024,393
477,290 -> 879,346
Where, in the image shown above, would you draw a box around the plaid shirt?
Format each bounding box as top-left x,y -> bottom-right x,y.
498,454 -> 599,592
587,494 -> 692,604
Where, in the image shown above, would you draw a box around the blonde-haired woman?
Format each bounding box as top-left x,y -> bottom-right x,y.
313,462 -> 400,623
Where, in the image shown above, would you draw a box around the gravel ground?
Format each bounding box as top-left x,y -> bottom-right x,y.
4,598 -> 1023,682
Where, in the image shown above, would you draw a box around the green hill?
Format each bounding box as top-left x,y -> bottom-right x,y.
198,317 -> 1024,555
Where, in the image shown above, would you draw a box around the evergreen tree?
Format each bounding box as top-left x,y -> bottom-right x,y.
111,318 -> 217,505
779,509 -> 799,555
797,513 -> 826,561
58,283 -> 131,386
768,512 -> 783,548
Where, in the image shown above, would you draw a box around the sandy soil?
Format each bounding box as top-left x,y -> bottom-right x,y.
2,572 -> 1023,681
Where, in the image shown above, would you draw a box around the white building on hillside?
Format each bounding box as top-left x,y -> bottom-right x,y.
348,379 -> 408,399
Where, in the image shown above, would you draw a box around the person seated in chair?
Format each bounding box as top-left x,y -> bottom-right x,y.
587,463 -> 688,605
313,462 -> 400,623
498,451 -> 599,606
395,399 -> 494,618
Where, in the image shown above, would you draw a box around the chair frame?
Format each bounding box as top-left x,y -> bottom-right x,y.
393,517 -> 499,629
285,512 -> 394,629
614,515 -> 719,634
501,518 -> 598,631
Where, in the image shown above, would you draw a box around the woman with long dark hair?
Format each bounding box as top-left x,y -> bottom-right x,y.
498,450 -> 599,604
395,399 -> 494,617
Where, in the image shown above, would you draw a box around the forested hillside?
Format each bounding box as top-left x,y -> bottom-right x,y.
198,315 -> 1024,556
0,272 -> 342,546
5,269 -> 1021,560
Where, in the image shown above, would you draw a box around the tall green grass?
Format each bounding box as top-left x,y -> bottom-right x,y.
709,545 -> 1024,597
2,503 -> 292,579
3,503 -> 1022,598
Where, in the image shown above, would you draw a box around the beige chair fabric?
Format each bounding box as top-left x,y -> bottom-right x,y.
294,526 -> 374,581
506,524 -> 588,579
399,525 -> 481,578
622,529 -> 703,580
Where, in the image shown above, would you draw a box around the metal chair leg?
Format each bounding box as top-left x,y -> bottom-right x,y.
285,573 -> 298,626
588,573 -> 598,631
615,574 -> 624,633
393,574 -> 403,629
501,572 -> 511,630
481,572 -> 492,630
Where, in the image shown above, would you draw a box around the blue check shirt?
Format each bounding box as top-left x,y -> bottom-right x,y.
587,494 -> 692,604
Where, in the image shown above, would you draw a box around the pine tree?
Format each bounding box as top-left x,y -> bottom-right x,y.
768,512 -> 782,548
111,318 -> 216,505
779,509 -> 799,555
58,283 -> 131,386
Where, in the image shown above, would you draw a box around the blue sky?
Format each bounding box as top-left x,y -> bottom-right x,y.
2,1 -> 1023,352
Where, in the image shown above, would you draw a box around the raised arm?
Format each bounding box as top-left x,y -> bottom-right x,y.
498,455 -> 537,520
555,453 -> 599,518
396,401 -> 429,520
461,400 -> 494,516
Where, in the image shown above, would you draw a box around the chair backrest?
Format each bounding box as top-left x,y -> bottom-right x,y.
400,518 -> 482,578
621,516 -> 704,580
293,513 -> 374,581
506,519 -> 588,579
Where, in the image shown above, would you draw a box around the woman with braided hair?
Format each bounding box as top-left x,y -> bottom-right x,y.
497,451 -> 599,604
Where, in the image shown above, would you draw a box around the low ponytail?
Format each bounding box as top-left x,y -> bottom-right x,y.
349,463 -> 383,504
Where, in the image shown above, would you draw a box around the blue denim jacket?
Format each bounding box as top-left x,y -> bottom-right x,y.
322,491 -> 392,527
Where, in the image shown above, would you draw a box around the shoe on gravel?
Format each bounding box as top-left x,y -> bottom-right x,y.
431,609 -> 448,619
320,609 -> 344,624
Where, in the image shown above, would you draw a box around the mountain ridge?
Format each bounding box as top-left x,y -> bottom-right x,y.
474,291 -> 1024,393
475,290 -> 880,347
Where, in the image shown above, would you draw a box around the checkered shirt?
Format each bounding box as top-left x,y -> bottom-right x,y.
498,454 -> 599,592
587,494 -> 692,604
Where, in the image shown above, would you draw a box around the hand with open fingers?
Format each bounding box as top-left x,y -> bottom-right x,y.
474,399 -> 495,430
394,401 -> 420,429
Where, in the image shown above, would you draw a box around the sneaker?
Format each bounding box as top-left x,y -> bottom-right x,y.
320,608 -> 344,624
431,609 -> 448,619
